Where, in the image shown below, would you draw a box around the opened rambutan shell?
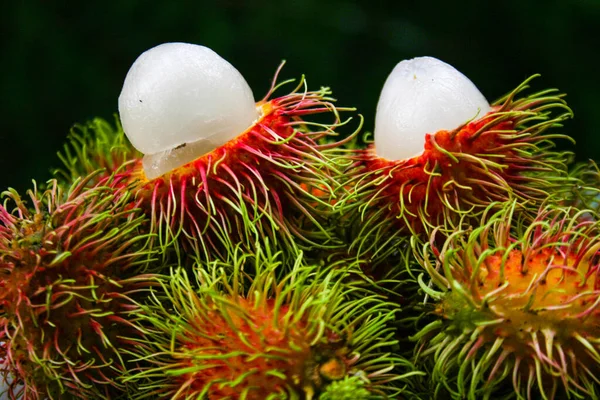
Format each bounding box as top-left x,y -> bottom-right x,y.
339,76 -> 575,260
130,76 -> 355,260
56,73 -> 354,264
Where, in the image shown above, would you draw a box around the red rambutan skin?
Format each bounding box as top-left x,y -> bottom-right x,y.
0,177 -> 155,400
480,248 -> 599,312
110,86 -> 350,260
362,113 -> 514,232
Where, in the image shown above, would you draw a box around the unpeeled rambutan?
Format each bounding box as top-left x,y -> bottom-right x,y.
122,245 -> 418,399
568,160 -> 600,219
338,57 -> 574,259
410,201 -> 600,399
54,116 -> 139,186
0,174 -> 156,399
318,375 -> 373,400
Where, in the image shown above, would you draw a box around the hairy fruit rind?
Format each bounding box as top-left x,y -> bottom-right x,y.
123,246 -> 415,399
411,202 -> 600,399
119,70 -> 354,262
340,75 -> 574,260
0,174 -> 156,400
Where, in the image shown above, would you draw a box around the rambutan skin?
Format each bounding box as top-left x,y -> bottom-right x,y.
55,116 -> 140,185
568,160 -> 600,220
318,376 -> 374,399
122,246 -> 417,399
338,77 -> 576,259
0,174 -> 157,400
56,74 -> 356,263
410,202 -> 600,399
130,90 -> 346,255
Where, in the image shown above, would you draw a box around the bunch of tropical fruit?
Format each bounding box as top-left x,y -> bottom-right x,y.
1,42 -> 599,399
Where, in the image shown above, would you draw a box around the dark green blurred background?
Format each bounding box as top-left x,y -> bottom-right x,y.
2,1 -> 599,194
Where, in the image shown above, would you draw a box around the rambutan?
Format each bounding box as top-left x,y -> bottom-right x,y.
74,42 -> 355,262
410,201 -> 600,399
318,375 -> 373,400
0,174 -> 156,399
568,160 -> 600,219
54,117 -> 139,186
338,57 -> 574,259
122,245 -> 417,399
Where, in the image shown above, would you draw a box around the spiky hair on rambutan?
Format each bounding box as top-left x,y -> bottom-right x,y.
318,375 -> 373,400
0,173 -> 157,400
410,201 -> 600,399
337,57 -> 575,260
54,116 -> 139,186
121,245 -> 420,399
567,160 -> 600,219
55,43 -> 357,263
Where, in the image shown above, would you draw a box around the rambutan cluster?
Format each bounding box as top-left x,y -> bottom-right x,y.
327,57 -> 599,399
1,43 -> 598,400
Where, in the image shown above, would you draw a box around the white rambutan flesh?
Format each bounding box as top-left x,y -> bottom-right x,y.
118,42 -> 258,179
374,56 -> 491,161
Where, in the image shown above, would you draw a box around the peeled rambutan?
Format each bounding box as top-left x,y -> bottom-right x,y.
0,174 -> 156,399
122,245 -> 417,399
410,201 -> 600,399
82,42 -> 354,261
338,56 -> 574,259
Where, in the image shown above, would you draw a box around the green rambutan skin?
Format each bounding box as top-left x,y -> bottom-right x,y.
0,173 -> 158,399
121,245 -> 421,399
410,202 -> 600,399
54,116 -> 140,185
568,160 -> 600,219
335,77 -> 578,262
